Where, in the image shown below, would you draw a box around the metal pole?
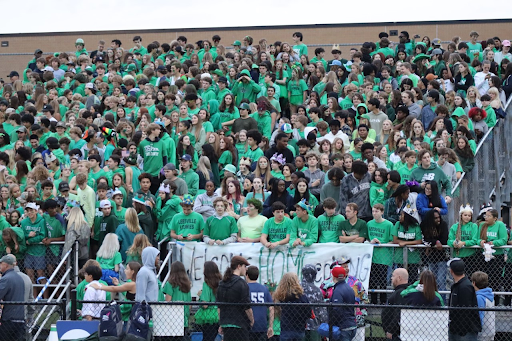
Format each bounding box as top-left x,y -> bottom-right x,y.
75,240 -> 79,287
70,289 -> 77,320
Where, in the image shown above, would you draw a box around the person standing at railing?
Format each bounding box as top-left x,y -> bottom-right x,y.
448,205 -> 480,276
42,199 -> 66,285
21,202 -> 47,297
420,209 -> 449,297
367,203 -> 394,304
478,208 -> 508,303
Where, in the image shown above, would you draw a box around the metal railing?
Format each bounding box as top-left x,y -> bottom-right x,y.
159,241 -> 176,289
28,241 -> 78,340
447,96 -> 512,226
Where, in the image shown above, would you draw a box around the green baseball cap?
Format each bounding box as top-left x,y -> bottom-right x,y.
233,40 -> 241,46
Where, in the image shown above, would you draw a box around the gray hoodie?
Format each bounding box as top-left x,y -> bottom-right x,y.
135,247 -> 160,302
339,172 -> 371,219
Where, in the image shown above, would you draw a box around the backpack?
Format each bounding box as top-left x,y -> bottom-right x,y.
123,301 -> 152,341
98,301 -> 123,341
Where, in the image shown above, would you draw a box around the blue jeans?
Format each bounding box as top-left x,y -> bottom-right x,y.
449,332 -> 478,341
339,328 -> 356,341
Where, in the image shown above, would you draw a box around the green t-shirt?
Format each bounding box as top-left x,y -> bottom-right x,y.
169,212 -> 205,241
204,215 -> 237,241
478,221 -> 508,255
292,44 -> 308,57
290,215 -> 318,247
261,217 -> 292,243
392,222 -> 422,264
138,138 -> 168,177
44,214 -> 66,256
398,164 -> 418,184
96,251 -> 122,270
219,150 -> 233,167
447,222 -> 479,258
244,147 -> 264,163
196,282 -> 219,324
317,213 -> 345,243
367,219 -> 394,265
162,283 -> 192,327
21,214 -> 47,256
340,219 -> 368,240
287,79 -> 308,105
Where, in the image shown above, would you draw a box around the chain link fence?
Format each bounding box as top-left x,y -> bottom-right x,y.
369,245 -> 512,304
66,300 -> 512,341
0,301 -> 66,341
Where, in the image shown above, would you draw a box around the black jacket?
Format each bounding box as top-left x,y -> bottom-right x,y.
381,283 -> 408,336
449,276 -> 481,335
280,294 -> 310,333
217,275 -> 251,330
0,268 -> 25,321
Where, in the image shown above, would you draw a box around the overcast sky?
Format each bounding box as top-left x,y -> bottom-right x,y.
1,0 -> 509,34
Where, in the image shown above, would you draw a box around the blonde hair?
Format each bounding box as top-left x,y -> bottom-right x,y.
124,208 -> 141,233
96,233 -> 119,259
66,207 -> 87,230
254,156 -> 272,189
126,234 -> 151,259
274,272 -> 304,302
197,156 -> 211,181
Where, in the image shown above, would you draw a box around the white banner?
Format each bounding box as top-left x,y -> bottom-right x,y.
174,242 -> 374,297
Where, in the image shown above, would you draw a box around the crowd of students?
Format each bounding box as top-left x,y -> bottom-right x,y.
0,28 -> 511,335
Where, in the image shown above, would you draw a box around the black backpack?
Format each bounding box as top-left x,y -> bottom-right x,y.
123,301 -> 152,341
98,301 -> 123,341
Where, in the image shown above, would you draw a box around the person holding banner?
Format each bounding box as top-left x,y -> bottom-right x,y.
290,199 -> 318,248
203,197 -> 238,245
260,202 -> 292,249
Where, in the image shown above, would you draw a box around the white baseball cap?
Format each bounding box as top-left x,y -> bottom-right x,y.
26,202 -> 40,210
100,199 -> 112,208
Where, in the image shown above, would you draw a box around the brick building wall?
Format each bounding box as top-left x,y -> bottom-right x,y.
0,20 -> 511,81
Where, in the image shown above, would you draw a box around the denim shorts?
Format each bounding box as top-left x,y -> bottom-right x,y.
24,254 -> 46,270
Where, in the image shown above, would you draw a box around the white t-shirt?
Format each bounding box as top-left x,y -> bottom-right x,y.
82,280 -> 106,318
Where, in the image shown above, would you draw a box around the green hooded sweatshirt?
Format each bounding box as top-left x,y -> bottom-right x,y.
478,221 -> 508,255
22,214 -> 47,256
232,71 -> 261,106
208,99 -> 221,131
448,222 -> 479,258
250,111 -> 272,139
400,281 -> 445,305
290,215 -> 318,247
370,181 -> 388,207
410,162 -> 452,195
